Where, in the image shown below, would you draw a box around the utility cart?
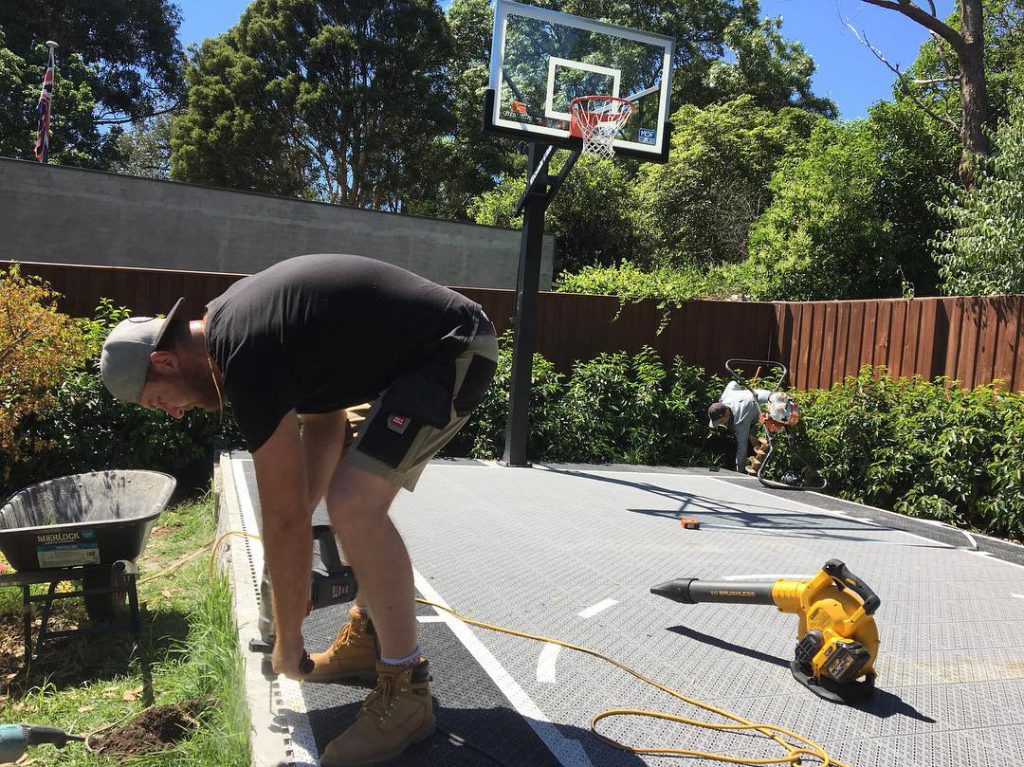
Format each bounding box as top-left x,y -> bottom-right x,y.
0,470 -> 176,671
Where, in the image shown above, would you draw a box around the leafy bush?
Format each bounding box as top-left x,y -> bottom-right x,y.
0,267 -> 86,484
798,368 -> 1024,540
3,299 -> 243,498
444,334 -> 726,467
556,260 -> 763,307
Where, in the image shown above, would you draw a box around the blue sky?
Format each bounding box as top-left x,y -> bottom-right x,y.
176,0 -> 956,120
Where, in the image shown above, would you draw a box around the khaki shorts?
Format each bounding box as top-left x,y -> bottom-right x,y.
343,327 -> 499,492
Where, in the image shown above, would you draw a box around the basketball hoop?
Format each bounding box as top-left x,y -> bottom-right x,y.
569,96 -> 634,158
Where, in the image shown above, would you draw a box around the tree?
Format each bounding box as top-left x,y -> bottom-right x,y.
406,0 -> 519,219
170,35 -> 310,197
632,97 -> 820,269
933,98 -> 1024,294
746,121 -> 900,301
109,113 -> 175,179
0,1 -> 184,124
856,0 -> 989,184
867,100 -> 960,296
903,0 -> 1023,126
172,0 -> 454,210
707,16 -> 837,117
469,154 -> 638,274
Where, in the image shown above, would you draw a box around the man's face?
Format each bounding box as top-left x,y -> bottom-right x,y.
715,410 -> 733,428
139,351 -> 218,418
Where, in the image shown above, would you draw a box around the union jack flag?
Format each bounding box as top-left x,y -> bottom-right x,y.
34,45 -> 56,163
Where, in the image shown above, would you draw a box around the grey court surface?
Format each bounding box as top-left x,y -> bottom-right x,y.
217,454 -> 1024,767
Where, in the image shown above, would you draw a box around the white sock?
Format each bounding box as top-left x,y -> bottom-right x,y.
380,646 -> 422,666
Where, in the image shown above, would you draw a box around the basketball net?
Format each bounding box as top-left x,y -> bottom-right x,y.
569,96 -> 634,159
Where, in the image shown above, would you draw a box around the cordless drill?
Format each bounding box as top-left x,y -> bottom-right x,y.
652,559 -> 881,703
249,525 -> 358,656
0,724 -> 84,763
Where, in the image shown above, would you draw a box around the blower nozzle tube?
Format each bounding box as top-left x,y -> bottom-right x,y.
651,578 -> 775,606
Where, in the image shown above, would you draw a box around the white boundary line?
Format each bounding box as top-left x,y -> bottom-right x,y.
232,457 -> 320,767
414,571 -> 595,767
577,598 -> 618,619
537,643 -> 561,683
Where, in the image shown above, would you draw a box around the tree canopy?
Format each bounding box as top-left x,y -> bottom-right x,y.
172,0 -> 454,210
934,97 -> 1024,295
0,1 -> 183,166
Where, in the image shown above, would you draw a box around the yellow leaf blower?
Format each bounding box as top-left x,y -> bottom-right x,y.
652,559 -> 880,704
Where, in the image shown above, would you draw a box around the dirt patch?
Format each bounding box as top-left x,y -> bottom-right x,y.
0,613 -> 80,690
90,700 -> 205,756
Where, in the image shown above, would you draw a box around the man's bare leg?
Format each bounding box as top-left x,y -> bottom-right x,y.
325,463 -> 415,660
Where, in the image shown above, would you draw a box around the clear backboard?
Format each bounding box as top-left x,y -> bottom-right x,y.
484,0 -> 675,162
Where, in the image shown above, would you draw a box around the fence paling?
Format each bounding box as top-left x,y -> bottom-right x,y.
4,260 -> 1023,392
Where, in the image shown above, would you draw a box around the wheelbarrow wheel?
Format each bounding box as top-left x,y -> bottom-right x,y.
82,568 -> 128,623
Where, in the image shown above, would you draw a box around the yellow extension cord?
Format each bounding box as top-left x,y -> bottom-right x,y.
208,530 -> 849,767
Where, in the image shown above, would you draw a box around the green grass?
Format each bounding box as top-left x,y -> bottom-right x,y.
0,494 -> 250,767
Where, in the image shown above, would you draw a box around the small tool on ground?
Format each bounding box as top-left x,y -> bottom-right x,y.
0,723 -> 84,763
652,559 -> 880,703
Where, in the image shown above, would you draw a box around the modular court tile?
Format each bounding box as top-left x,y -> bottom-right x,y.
218,455 -> 1024,767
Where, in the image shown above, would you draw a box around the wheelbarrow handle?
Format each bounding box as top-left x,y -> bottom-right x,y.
725,359 -> 789,390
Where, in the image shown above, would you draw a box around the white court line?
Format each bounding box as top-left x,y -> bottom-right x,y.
1012,594 -> 1024,600
537,643 -> 561,683
577,598 -> 618,619
417,615 -> 447,623
414,572 -> 594,767
232,455 -> 591,767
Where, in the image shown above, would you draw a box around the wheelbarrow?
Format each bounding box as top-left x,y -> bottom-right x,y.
0,470 -> 176,671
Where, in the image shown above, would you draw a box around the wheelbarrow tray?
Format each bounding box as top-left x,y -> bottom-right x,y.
0,471 -> 176,572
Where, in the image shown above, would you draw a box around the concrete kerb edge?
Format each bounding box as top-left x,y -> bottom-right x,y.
215,452 -> 296,767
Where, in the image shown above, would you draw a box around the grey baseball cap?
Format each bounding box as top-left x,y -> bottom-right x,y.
100,298 -> 184,404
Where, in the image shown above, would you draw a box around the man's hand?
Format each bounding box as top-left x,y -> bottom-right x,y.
272,630 -> 310,680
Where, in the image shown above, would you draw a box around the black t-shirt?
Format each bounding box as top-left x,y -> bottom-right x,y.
205,253 -> 483,451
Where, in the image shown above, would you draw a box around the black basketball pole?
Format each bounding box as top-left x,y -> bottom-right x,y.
503,142 -> 579,467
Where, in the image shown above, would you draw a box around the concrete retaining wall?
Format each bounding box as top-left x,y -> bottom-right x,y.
0,158 -> 553,289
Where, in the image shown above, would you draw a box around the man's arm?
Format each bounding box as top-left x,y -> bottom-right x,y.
251,411 -> 313,679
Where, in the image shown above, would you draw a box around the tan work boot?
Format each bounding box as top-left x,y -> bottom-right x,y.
307,607 -> 379,683
320,660 -> 436,767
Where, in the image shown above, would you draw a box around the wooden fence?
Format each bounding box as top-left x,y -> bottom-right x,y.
6,260 -> 1023,391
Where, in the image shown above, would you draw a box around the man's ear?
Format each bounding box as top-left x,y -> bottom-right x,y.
149,350 -> 179,373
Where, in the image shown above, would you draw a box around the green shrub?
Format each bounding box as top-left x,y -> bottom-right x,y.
556,260 -> 763,307
799,368 -> 1024,539
0,266 -> 86,482
445,334 -> 725,467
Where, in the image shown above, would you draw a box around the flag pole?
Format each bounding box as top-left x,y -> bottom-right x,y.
34,41 -> 58,163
